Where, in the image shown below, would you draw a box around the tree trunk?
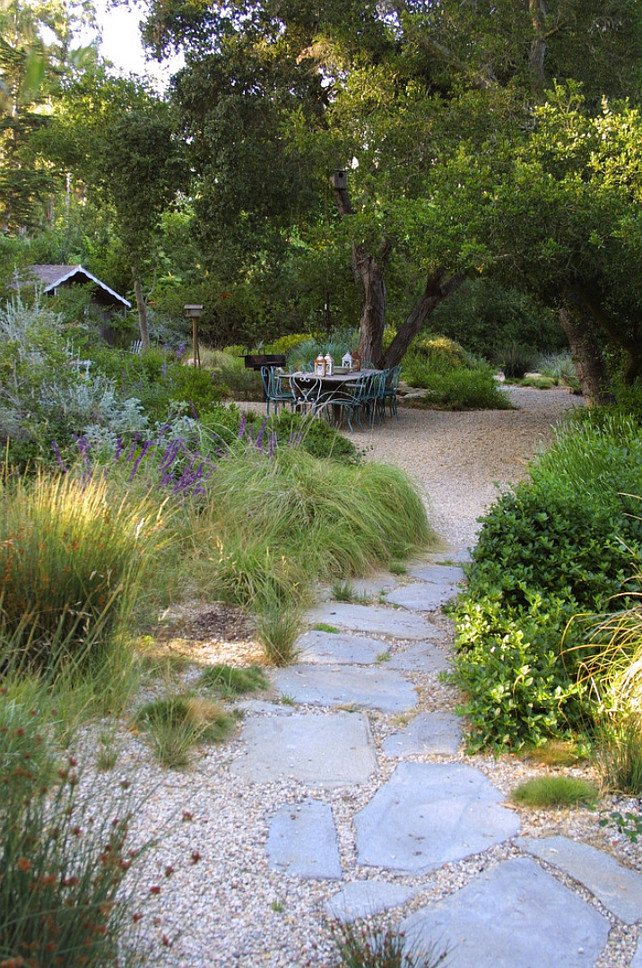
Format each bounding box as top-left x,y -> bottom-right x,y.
383,270 -> 466,369
559,301 -> 614,406
133,274 -> 150,350
528,0 -> 547,92
353,242 -> 388,365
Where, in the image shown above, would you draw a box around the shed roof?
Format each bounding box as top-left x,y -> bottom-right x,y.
24,265 -> 131,309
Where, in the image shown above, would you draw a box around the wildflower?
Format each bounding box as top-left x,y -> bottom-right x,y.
149,885 -> 161,895
190,850 -> 201,864
52,441 -> 68,472
15,857 -> 31,872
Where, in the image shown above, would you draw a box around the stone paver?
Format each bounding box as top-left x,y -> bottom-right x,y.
385,579 -> 460,611
242,558 -> 639,965
354,762 -> 520,873
295,629 -> 388,665
400,857 -> 610,968
230,711 -> 376,787
273,663 -> 417,713
267,800 -> 341,880
305,602 -> 440,639
407,562 -> 467,583
382,711 -> 462,757
518,835 -> 642,925
386,640 -> 452,674
325,881 -> 419,923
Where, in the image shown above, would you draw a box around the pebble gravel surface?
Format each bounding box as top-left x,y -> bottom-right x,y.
77,387 -> 642,968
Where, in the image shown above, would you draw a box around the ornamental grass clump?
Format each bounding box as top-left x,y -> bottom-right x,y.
511,775 -> 598,809
0,471 -> 169,676
187,447 -> 434,611
0,687 -> 148,967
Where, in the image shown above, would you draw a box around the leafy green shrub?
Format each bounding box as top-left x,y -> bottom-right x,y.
269,411 -> 361,463
451,594 -> 586,751
452,415 -> 642,751
511,775 -> 598,808
408,368 -> 513,410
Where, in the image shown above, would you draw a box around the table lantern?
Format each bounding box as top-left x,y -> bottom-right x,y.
324,353 -> 334,375
315,354 -> 326,376
342,352 -> 353,370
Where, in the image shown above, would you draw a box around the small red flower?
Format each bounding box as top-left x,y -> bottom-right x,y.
190,851 -> 201,864
149,886 -> 161,895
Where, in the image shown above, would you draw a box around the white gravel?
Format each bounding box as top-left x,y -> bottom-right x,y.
77,387 -> 642,968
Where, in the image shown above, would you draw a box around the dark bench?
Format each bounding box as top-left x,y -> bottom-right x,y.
243,354 -> 287,370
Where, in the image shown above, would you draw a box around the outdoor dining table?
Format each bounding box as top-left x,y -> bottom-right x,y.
287,369 -> 384,429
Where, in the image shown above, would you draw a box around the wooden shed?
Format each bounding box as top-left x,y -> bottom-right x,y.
22,264 -> 131,315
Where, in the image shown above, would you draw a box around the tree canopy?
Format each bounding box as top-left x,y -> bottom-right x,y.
2,0 -> 642,398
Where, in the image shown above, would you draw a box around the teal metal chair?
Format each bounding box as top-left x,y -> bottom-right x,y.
382,365 -> 402,420
261,366 -> 296,416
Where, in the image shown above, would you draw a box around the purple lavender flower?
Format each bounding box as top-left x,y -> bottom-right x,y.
129,440 -> 152,481
177,342 -> 186,360
255,418 -> 268,450
52,441 -> 68,473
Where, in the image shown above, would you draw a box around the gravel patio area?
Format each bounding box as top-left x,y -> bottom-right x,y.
364,384 -> 583,550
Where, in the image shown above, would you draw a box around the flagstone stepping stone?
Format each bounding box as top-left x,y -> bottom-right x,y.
400,857 -> 610,968
296,630 -> 387,665
408,562 -> 467,583
518,835 -> 642,924
267,800 -> 341,880
230,711 -> 377,788
382,712 -> 462,757
306,603 -> 438,639
386,641 -> 452,674
355,762 -> 520,873
325,880 -> 419,923
385,580 -> 459,612
273,664 -> 417,714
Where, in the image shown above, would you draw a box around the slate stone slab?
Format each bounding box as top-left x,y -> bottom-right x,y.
296,630 -> 386,665
386,641 -> 452,674
267,800 -> 341,880
385,581 -> 459,612
408,563 -> 466,583
518,834 -> 642,925
355,762 -> 520,873
306,603 -> 438,640
400,857 -> 610,968
273,664 -> 417,714
230,712 -> 377,788
382,712 -> 462,757
325,880 -> 419,923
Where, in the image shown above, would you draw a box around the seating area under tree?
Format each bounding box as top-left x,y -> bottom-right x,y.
260,364 -> 402,431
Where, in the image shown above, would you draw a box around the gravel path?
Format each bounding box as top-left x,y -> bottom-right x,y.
80,386 -> 642,968
363,385 -> 583,549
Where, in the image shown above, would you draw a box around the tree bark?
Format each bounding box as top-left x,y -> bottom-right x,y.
383,270 -> 466,369
559,299 -> 614,406
528,0 -> 547,92
353,241 -> 390,365
133,274 -> 150,350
